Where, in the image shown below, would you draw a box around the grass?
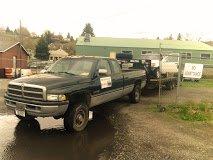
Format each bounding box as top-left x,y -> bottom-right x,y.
165,102 -> 213,122
182,79 -> 213,88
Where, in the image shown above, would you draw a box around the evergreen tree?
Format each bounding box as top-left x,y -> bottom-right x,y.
43,31 -> 53,44
6,27 -> 13,34
169,34 -> 173,40
14,29 -> 19,35
35,36 -> 49,60
177,33 -> 182,40
67,32 -> 71,39
81,23 -> 95,37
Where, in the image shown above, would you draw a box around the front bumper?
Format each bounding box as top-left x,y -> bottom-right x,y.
4,94 -> 69,117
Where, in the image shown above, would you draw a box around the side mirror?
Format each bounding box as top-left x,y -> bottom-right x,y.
98,69 -> 108,76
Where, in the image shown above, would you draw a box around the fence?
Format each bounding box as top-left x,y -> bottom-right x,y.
148,53 -> 213,109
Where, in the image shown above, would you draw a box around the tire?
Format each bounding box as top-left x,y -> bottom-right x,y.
64,103 -> 89,132
165,82 -> 173,90
129,84 -> 141,103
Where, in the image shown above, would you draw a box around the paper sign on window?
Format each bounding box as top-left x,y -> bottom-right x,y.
100,77 -> 112,89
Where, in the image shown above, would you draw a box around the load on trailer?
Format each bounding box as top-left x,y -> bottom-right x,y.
116,53 -> 178,90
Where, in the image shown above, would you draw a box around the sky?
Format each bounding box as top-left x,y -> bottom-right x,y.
0,0 -> 213,40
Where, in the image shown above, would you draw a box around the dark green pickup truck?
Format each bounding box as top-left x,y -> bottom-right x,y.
5,56 -> 146,132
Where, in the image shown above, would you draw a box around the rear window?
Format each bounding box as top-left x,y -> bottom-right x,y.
111,60 -> 121,73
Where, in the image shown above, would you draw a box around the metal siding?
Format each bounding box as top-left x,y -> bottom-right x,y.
76,45 -> 213,65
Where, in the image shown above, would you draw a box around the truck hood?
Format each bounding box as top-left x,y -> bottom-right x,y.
12,73 -> 91,90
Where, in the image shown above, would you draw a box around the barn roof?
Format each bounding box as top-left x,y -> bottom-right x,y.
0,41 -> 29,55
76,37 -> 213,51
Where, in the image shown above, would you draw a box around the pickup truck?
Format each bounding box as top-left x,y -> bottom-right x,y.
5,56 -> 146,132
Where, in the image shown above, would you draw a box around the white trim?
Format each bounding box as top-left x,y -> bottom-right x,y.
0,42 -> 29,55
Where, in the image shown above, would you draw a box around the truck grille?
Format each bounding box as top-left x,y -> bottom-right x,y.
8,83 -> 46,100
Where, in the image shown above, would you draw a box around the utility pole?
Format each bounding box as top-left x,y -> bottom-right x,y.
19,20 -> 22,68
19,20 -> 22,77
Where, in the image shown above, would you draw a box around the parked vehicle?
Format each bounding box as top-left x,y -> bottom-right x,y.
142,53 -> 179,77
117,53 -> 177,90
5,56 -> 146,132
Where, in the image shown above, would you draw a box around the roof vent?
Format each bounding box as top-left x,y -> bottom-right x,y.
84,33 -> 91,42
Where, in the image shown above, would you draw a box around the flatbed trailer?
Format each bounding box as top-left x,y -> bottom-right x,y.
146,77 -> 177,90
116,54 -> 178,91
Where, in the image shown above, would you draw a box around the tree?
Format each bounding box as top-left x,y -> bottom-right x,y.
156,37 -> 160,40
164,34 -> 173,40
169,34 -> 173,40
67,32 -> 71,39
16,27 -> 31,37
177,33 -> 182,40
35,36 -> 49,60
14,29 -> 18,35
81,23 -> 95,37
62,40 -> 76,55
6,27 -> 13,34
43,30 -> 54,44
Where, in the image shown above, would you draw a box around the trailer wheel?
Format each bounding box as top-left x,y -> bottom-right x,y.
172,81 -> 176,88
64,103 -> 89,132
129,84 -> 141,103
165,82 -> 173,90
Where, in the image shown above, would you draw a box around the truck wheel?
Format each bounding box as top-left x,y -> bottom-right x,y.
64,103 -> 89,132
129,85 -> 141,103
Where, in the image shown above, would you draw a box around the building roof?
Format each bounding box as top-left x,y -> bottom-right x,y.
76,37 -> 213,51
0,41 -> 17,51
49,48 -> 69,57
0,41 -> 29,55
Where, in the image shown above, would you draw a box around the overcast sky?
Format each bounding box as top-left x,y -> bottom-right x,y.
0,0 -> 213,40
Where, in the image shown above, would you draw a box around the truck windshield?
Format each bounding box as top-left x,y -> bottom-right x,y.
46,58 -> 95,76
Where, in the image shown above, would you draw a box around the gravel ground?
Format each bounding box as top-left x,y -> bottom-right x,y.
0,79 -> 10,114
0,78 -> 212,160
98,100 -> 213,160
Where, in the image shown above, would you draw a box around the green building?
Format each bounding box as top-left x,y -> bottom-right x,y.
76,36 -> 213,65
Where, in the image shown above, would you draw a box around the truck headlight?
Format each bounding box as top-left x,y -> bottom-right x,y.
47,94 -> 66,101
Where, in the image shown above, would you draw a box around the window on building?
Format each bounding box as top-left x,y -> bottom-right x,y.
201,53 -> 210,60
122,50 -> 133,54
182,53 -> 191,59
141,50 -> 152,54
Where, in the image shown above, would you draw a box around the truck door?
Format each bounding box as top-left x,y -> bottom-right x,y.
91,59 -> 115,106
110,60 -> 124,95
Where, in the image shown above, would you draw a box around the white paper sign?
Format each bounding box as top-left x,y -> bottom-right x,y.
183,63 -> 203,79
100,77 -> 112,89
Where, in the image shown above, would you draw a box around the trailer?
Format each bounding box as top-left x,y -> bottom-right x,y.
116,52 -> 178,91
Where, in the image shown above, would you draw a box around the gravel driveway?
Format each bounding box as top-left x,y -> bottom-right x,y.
99,100 -> 213,160
0,79 -> 212,160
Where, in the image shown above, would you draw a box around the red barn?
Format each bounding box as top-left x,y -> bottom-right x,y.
0,41 -> 29,69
